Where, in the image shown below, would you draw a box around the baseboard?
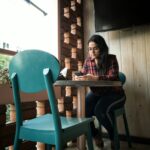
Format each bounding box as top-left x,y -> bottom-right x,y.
102,133 -> 150,145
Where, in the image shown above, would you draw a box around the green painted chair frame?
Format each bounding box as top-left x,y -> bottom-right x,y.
9,49 -> 94,150
112,72 -> 132,150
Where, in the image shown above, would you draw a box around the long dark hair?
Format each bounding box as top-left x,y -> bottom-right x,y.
88,34 -> 109,73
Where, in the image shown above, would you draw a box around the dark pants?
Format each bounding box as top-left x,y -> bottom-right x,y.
85,90 -> 126,140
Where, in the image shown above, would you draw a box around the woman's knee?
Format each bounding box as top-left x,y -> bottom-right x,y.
85,92 -> 100,117
85,92 -> 99,106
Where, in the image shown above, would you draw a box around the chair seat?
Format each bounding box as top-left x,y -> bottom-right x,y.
19,114 -> 94,144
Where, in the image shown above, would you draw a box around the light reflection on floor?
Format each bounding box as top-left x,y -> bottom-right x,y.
65,139 -> 150,150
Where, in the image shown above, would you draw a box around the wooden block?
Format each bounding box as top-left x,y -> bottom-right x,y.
0,114 -> 6,126
66,110 -> 72,117
57,98 -> 64,113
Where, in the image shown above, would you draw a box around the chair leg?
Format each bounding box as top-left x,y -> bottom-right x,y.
98,122 -> 102,136
86,124 -> 94,150
13,138 -> 22,150
46,144 -> 53,150
113,116 -> 120,150
55,141 -> 63,150
123,113 -> 132,148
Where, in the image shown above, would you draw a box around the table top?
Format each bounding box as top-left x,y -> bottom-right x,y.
54,80 -> 122,87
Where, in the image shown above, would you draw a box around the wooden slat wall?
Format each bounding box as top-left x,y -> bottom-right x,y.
83,0 -> 150,138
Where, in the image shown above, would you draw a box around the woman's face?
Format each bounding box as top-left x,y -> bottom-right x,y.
88,41 -> 100,59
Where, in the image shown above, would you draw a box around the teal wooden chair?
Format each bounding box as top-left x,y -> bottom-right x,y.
9,49 -> 94,150
112,72 -> 132,150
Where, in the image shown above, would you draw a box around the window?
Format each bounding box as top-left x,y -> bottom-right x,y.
0,0 -> 58,57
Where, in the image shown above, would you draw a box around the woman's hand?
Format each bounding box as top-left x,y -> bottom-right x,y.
74,75 -> 87,81
85,74 -> 99,80
74,74 -> 99,81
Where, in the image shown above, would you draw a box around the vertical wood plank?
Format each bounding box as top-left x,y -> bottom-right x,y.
108,31 -> 122,70
145,25 -> 150,101
119,28 -> 135,133
131,26 -> 149,137
83,0 -> 95,57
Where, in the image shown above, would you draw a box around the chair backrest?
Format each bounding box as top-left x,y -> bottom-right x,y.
119,72 -> 126,85
9,49 -> 61,132
9,50 -> 60,93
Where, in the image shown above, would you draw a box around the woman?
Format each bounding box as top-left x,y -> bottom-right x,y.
74,34 -> 126,149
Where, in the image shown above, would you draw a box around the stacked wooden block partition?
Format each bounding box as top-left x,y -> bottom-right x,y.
59,0 -> 84,117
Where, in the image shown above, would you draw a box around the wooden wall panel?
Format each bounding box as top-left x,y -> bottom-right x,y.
131,26 -> 149,137
145,26 -> 150,102
119,29 -> 135,133
108,32 -> 122,70
83,0 -> 94,57
83,0 -> 150,138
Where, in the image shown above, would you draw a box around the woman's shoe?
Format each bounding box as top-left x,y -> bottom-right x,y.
111,141 -> 115,150
94,134 -> 104,148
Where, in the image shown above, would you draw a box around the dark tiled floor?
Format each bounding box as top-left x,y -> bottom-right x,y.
65,139 -> 150,150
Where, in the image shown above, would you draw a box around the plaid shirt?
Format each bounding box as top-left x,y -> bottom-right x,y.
81,54 -> 122,95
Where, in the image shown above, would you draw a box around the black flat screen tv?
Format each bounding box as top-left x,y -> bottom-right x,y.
93,0 -> 150,32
